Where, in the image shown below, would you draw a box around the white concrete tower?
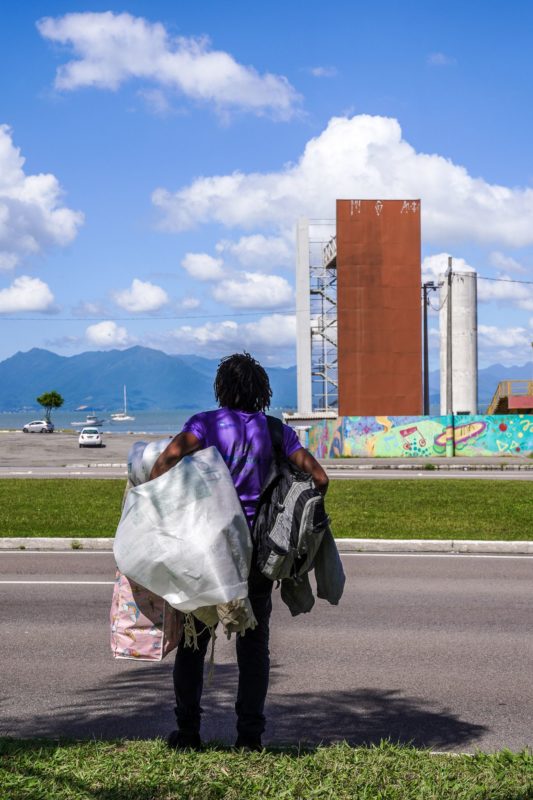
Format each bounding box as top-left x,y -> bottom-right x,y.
439,269 -> 478,415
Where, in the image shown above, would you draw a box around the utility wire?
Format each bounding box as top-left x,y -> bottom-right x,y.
476,275 -> 533,285
0,309 -> 298,322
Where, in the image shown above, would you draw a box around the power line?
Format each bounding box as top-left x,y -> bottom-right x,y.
476,275 -> 533,285
0,309 -> 298,322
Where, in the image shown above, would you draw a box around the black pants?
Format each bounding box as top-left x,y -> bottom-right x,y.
173,567 -> 273,740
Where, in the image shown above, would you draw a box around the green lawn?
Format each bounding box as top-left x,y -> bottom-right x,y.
0,480 -> 123,537
0,478 -> 531,540
327,479 -> 533,540
1,739 -> 531,800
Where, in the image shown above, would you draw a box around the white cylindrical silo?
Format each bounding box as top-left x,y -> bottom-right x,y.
439,270 -> 478,415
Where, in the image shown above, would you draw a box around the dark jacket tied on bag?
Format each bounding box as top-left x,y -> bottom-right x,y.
252,416 -> 346,616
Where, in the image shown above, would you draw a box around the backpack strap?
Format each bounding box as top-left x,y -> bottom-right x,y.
266,415 -> 284,462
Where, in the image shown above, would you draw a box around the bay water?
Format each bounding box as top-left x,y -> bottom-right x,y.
0,409 -> 198,435
0,407 -> 285,435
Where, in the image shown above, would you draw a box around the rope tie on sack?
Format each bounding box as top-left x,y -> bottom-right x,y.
182,599 -> 258,681
183,610 -> 218,683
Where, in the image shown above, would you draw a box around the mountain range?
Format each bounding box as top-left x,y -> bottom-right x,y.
0,347 -> 297,411
0,346 -> 530,412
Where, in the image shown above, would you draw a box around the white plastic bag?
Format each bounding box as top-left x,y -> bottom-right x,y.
127,441 -> 148,485
114,446 -> 252,611
128,438 -> 172,486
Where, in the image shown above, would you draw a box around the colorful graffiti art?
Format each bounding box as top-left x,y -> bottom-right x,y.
455,415 -> 533,456
307,415 -> 533,459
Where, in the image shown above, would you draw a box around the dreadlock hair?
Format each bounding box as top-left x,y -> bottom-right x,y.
214,352 -> 272,413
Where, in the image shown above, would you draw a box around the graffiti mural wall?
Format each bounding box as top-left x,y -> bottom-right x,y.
307,415 -> 533,458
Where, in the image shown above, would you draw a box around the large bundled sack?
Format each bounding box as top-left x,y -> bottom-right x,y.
114,446 -> 253,612
128,439 -> 173,486
110,570 -> 183,661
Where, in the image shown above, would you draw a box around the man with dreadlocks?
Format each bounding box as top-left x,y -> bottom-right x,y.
151,352 -> 328,752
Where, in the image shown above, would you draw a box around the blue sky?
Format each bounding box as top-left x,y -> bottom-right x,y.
1,0 -> 533,368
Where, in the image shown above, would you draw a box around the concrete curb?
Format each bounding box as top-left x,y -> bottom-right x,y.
2,463 -> 532,474
0,537 -> 114,551
1,537 -> 532,554
335,538 -> 533,554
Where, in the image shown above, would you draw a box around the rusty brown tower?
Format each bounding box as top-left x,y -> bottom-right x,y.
336,199 -> 422,416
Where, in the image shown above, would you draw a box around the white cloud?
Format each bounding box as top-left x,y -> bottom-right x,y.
44,334 -> 80,349
37,12 -> 300,118
477,324 -> 533,365
72,301 -> 108,317
113,278 -> 169,312
477,275 -> 533,311
0,125 -> 83,270
0,253 -> 18,270
245,313 -> 296,346
476,323 -> 533,367
308,66 -> 338,78
85,320 -> 130,347
489,251 -> 527,274
137,87 -> 173,117
422,253 -> 475,281
178,319 -> 239,346
478,324 -> 530,349
165,312 -> 296,356
0,275 -> 55,313
427,52 -> 456,67
152,114 -> 533,248
212,271 -> 293,309
180,296 -> 200,310
181,252 -> 224,281
423,252 -> 533,311
216,234 -> 292,270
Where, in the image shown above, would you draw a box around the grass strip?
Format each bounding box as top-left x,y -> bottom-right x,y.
0,739 -> 531,800
0,480 -> 123,538
0,478 -> 532,540
327,479 -> 533,540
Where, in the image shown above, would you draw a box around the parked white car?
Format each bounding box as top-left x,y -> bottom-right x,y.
79,427 -> 103,448
22,420 -> 54,433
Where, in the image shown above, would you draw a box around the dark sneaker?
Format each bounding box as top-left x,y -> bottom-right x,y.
167,730 -> 203,751
234,735 -> 262,752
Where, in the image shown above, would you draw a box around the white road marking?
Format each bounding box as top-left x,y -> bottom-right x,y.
340,552 -> 533,559
1,552 -> 531,562
0,580 -> 114,585
1,551 -> 113,555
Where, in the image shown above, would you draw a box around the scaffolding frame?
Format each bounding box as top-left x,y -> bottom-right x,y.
309,221 -> 338,412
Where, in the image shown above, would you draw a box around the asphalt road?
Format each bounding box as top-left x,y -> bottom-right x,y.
1,552 -> 531,752
0,431 -> 164,467
1,431 -> 532,479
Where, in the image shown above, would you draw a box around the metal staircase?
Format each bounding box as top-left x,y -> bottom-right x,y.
487,380 -> 533,414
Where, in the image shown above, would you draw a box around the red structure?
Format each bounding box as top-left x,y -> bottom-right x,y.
336,199 -> 422,416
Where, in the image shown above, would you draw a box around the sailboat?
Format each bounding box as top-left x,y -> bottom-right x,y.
71,412 -> 106,427
110,385 -> 135,422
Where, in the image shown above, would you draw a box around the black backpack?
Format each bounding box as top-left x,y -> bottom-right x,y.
252,416 -> 330,581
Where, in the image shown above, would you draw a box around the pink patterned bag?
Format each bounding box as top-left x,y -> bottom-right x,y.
110,570 -> 183,661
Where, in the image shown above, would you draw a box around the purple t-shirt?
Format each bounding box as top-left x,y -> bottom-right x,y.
182,408 -> 302,526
